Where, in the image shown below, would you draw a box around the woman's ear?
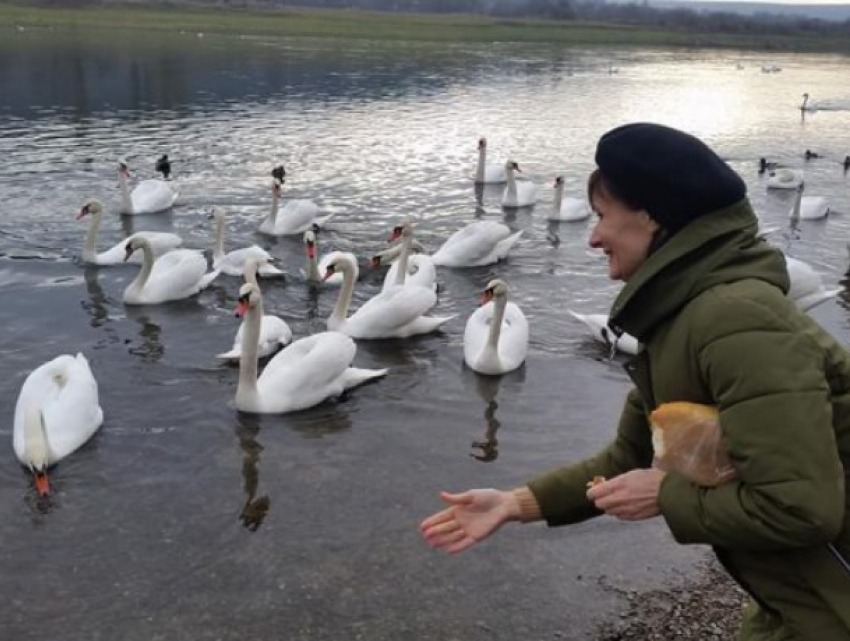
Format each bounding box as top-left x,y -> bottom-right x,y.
640,210 -> 661,233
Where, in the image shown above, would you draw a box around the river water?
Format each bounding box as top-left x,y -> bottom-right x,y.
1,26 -> 849,640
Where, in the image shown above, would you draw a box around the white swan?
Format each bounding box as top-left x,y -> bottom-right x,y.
474,137 -> 507,184
210,207 -> 283,277
78,199 -> 182,265
767,168 -> 804,190
464,279 -> 529,375
785,255 -> 840,312
234,281 -> 387,413
123,236 -> 220,305
800,92 -> 817,113
217,259 -> 292,362
304,229 -> 343,286
324,253 -> 453,339
382,219 -> 437,293
549,176 -> 589,222
431,220 -> 522,268
501,160 -> 538,208
787,188 -> 830,221
13,353 -> 103,496
259,177 -> 333,237
568,310 -> 640,356
117,158 -> 179,215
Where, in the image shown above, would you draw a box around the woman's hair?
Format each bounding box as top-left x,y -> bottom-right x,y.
586,168 -> 644,213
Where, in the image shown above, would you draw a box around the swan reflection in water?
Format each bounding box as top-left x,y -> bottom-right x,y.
463,367 -> 524,463
82,266 -> 109,328
235,414 -> 270,532
123,306 -> 164,362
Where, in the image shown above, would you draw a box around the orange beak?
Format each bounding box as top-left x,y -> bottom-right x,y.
370,257 -> 381,268
323,269 -> 335,282
34,470 -> 50,497
306,243 -> 316,261
76,207 -> 89,220
389,229 -> 402,242
235,300 -> 248,318
479,291 -> 493,306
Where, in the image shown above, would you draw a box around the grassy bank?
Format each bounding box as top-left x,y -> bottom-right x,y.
0,2 -> 848,52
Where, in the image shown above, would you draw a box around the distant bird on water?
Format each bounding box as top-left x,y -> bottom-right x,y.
155,154 -> 172,180
758,157 -> 780,175
805,149 -> 820,160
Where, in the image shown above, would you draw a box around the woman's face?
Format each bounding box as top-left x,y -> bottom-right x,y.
589,189 -> 659,282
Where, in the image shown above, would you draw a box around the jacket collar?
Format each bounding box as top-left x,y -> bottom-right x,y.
609,199 -> 789,341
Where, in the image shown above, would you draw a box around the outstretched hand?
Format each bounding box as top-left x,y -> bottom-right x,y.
420,489 -> 518,554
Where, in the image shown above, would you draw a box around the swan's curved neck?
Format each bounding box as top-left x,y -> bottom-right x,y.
118,171 -> 134,214
23,405 -> 49,470
553,183 -> 564,213
127,240 -> 155,294
236,298 -> 263,407
486,295 -> 508,354
213,215 -> 225,262
394,232 -> 413,286
330,259 -> 359,326
306,243 -> 320,282
83,211 -> 103,262
505,168 -> 517,197
268,186 -> 280,226
244,262 -> 260,288
475,147 -> 486,182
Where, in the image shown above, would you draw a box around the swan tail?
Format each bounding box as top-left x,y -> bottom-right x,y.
258,263 -> 286,278
313,213 -> 336,229
342,367 -> 389,390
215,349 -> 240,361
198,269 -> 221,291
797,288 -> 840,312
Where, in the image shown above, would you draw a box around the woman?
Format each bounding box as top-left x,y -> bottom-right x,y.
420,123 -> 850,641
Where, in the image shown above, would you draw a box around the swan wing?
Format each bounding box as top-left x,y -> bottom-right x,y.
343,285 -> 438,338
463,302 -> 528,372
273,200 -> 321,235
254,332 -> 363,411
13,353 -> 103,465
215,245 -> 273,275
135,250 -> 211,302
131,179 -> 178,214
432,222 -> 512,267
380,255 -> 437,293
483,164 -> 507,184
799,196 -> 829,220
568,310 -> 638,355
463,304 -> 494,366
94,231 -> 183,265
218,315 -> 292,361
550,198 -> 590,222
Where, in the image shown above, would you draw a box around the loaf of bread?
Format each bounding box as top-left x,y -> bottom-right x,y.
650,402 -> 737,487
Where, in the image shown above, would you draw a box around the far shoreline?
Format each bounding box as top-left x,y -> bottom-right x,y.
1,2 -> 849,54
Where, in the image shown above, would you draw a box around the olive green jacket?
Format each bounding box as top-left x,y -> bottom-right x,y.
528,200 -> 850,640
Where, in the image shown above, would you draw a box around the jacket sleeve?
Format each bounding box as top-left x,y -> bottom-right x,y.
528,387 -> 654,526
659,294 -> 846,551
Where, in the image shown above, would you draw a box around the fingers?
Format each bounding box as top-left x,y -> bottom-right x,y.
425,526 -> 469,550
444,536 -> 477,555
421,518 -> 462,541
420,508 -> 455,532
440,490 -> 474,506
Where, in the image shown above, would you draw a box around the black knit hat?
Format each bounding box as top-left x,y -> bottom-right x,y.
594,123 -> 746,234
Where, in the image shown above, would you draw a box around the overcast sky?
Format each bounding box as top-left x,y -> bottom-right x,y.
689,0 -> 850,4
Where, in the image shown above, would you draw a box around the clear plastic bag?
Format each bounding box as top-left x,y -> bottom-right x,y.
650,402 -> 737,487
